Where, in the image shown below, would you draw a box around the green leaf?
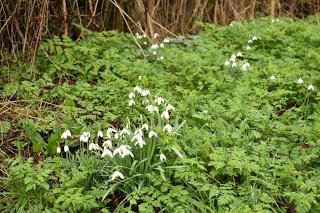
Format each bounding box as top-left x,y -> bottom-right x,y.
0,121 -> 11,134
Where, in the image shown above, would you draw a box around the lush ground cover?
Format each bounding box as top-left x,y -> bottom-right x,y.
1,16 -> 320,212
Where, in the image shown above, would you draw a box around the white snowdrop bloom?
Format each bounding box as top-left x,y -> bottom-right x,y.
153,106 -> 159,113
141,90 -> 150,97
163,38 -> 170,43
252,36 -> 257,41
270,75 -> 276,80
138,75 -> 142,80
159,56 -> 165,60
113,145 -> 134,158
143,41 -> 147,45
224,61 -> 230,66
134,128 -> 144,136
129,92 -> 135,99
272,19 -> 275,23
297,78 -> 304,84
246,45 -> 251,50
98,131 -> 104,138
155,96 -> 165,105
160,153 -> 166,161
148,131 -> 158,138
163,124 -> 173,133
230,54 -> 236,61
166,104 -> 175,111
89,143 -> 100,151
107,128 -> 117,135
131,133 -> 143,142
101,148 -> 113,158
141,124 -> 149,131
111,171 -> 124,180
151,44 -> 159,49
56,147 -> 61,154
241,62 -> 250,71
120,128 -> 130,136
146,105 -> 158,113
204,110 -> 208,114
161,111 -> 170,120
232,63 -> 237,68
308,84 -> 315,91
103,140 -> 112,149
236,52 -> 243,57
114,133 -> 119,140
135,138 -> 146,148
153,51 -> 157,55
80,132 -> 90,143
128,99 -> 135,107
61,130 -> 71,140
153,33 -> 159,39
136,34 -> 142,39
143,34 -> 147,38
160,43 -> 164,48
248,39 -> 253,44
134,86 -> 142,93
64,145 -> 69,153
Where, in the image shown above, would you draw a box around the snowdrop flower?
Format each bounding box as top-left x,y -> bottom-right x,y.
80,132 -> 90,143
163,38 -> 170,43
142,34 -> 147,38
107,128 -> 117,138
160,43 -> 164,48
224,61 -> 230,66
128,99 -> 135,107
129,92 -> 135,99
134,86 -> 142,93
64,145 -> 69,153
61,130 -> 71,140
252,36 -> 257,41
120,128 -> 130,136
308,84 -> 315,91
163,124 -> 173,133
111,171 -> 124,180
269,75 -> 276,80
159,56 -> 165,60
232,63 -> 237,68
204,110 -> 208,114
138,75 -> 142,80
248,39 -> 253,44
246,46 -> 251,50
143,41 -> 147,45
151,44 -> 159,49
113,145 -> 134,158
101,148 -> 113,158
114,133 -> 119,140
146,105 -> 159,113
241,62 -> 250,71
135,138 -> 146,148
103,140 -> 112,149
155,96 -> 165,105
236,52 -> 243,57
166,104 -> 175,111
160,153 -> 166,161
141,90 -> 150,97
89,143 -> 100,151
161,111 -> 170,120
153,33 -> 159,39
148,131 -> 157,138
56,147 -> 61,154
98,131 -> 103,138
230,54 -> 236,62
131,133 -> 143,142
297,78 -> 304,84
141,124 -> 149,131
153,51 -> 157,55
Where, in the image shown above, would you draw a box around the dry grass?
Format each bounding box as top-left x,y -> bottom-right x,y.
0,0 -> 319,65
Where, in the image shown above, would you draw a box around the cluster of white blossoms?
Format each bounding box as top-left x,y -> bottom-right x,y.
269,76 -> 315,91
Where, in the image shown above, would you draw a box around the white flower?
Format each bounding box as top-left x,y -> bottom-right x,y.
231,63 -> 237,68
230,54 -> 236,62
246,45 -> 251,50
129,92 -> 135,99
120,128 -> 130,136
138,75 -> 142,80
155,96 -> 165,105
128,99 -> 135,106
131,133 -> 143,142
101,148 -> 113,158
151,44 -> 159,49
114,133 -> 119,140
166,104 -> 175,111
113,145 -> 134,158
308,84 -> 315,91
248,39 -> 253,44
145,105 -> 159,113
163,38 -> 170,43
61,130 -> 71,140
103,140 -> 112,149
270,75 -> 276,80
135,138 -> 146,148
64,145 -> 69,152
89,143 -> 100,151
141,90 -> 150,97
224,61 -> 230,66
160,153 -> 166,161
142,34 -> 147,38
153,51 -> 157,55
107,128 -> 117,137
252,36 -> 257,41
241,62 -> 250,71
141,124 -> 149,131
236,52 -> 243,57
134,128 -> 144,136
160,43 -> 164,48
297,78 -> 304,84
111,171 -> 124,180
98,131 -> 103,138
56,147 -> 61,154
161,111 -> 170,120
163,124 -> 173,133
154,33 -> 159,39
134,86 -> 142,93
159,56 -> 165,60
143,41 -> 147,45
80,132 -> 90,143
148,131 -> 158,138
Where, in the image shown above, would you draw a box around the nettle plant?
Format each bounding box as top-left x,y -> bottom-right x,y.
58,84 -> 185,198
